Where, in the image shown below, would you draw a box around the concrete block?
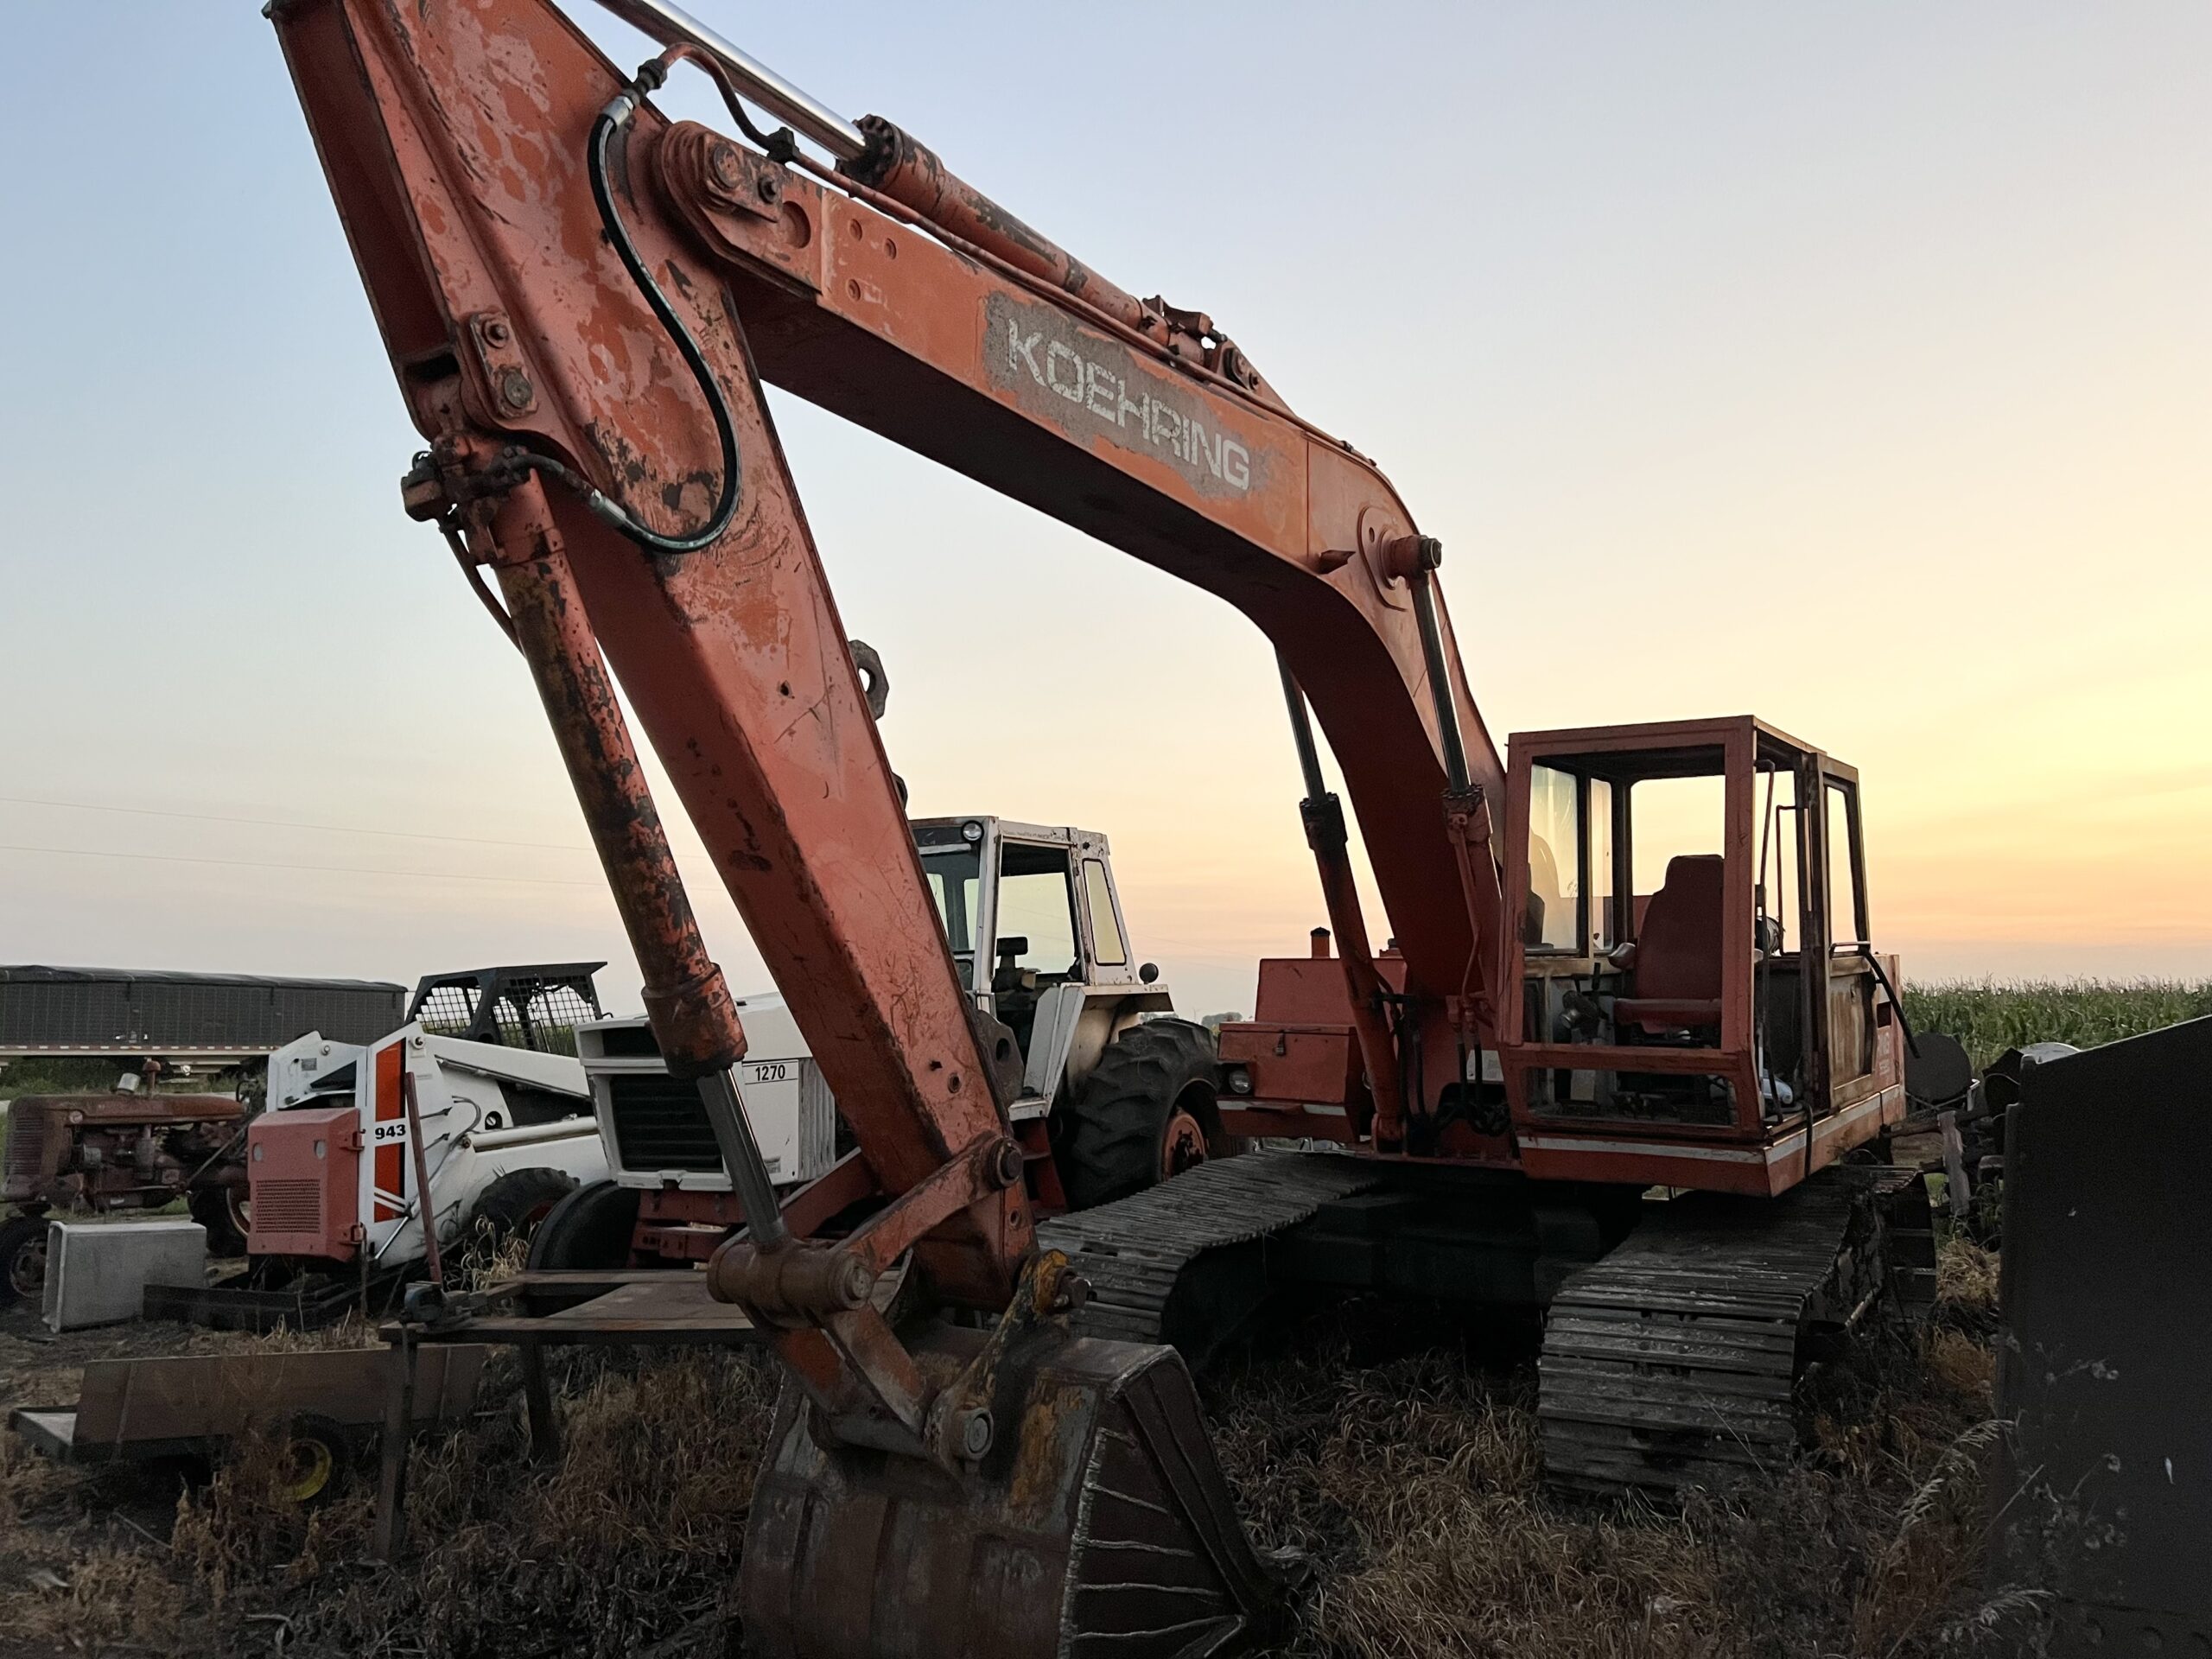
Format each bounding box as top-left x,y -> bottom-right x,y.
41,1220 -> 208,1332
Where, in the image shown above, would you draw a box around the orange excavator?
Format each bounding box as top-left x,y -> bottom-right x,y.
269,1 -> 1934,1650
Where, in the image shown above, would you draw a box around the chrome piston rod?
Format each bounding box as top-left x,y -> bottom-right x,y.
589,0 -> 867,160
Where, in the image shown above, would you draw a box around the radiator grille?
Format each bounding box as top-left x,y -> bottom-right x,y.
3,1109 -> 47,1184
252,1179 -> 323,1236
608,1075 -> 721,1173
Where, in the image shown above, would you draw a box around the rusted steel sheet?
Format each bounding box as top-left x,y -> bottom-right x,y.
12,1345 -> 486,1463
1996,1020 -> 2211,1656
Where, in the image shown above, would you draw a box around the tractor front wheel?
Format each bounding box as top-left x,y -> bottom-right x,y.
525,1179 -> 643,1272
1056,1020 -> 1223,1211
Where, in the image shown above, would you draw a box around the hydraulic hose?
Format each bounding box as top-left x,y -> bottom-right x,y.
520,78 -> 741,555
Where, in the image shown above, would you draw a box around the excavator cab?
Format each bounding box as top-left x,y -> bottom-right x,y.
1497,716 -> 1907,1195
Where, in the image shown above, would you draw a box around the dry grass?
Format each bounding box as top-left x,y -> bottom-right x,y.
1205,1234 -> 2024,1659
0,1236 -> 2030,1659
166,1344 -> 780,1657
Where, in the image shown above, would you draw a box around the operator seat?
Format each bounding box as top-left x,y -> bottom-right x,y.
1614,854 -> 1726,1033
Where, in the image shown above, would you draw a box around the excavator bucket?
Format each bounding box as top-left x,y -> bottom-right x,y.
742,1322 -> 1280,1659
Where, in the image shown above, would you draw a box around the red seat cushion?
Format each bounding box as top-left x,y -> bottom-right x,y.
1621,854 -> 1726,1031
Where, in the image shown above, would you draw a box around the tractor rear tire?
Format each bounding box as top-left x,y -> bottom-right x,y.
1057,1020 -> 1222,1211
0,1214 -> 48,1309
189,1185 -> 251,1257
525,1179 -> 642,1272
469,1166 -> 581,1249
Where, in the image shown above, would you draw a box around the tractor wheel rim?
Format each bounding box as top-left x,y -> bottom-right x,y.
8,1238 -> 46,1299
282,1437 -> 336,1503
1159,1110 -> 1208,1182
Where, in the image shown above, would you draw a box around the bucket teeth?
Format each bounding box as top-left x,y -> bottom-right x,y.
741,1322 -> 1280,1659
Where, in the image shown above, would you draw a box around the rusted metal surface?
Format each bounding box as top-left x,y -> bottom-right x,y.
723,1131 -> 1020,1293
635,1145 -> 880,1262
484,483 -> 743,1084
245,1104 -> 361,1261
744,1320 -> 1281,1659
273,1 -> 1023,1311
2,1093 -> 243,1211
10,1345 -> 486,1465
1995,1020 -> 2210,1656
477,494 -> 950,1446
848,117 -> 1155,334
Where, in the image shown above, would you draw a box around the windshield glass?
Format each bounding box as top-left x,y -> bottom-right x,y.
996,842 -> 1079,980
919,845 -> 982,962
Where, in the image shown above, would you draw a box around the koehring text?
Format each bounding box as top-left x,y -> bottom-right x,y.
985,293 -> 1255,496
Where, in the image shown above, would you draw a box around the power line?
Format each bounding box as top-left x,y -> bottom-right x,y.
0,842 -> 605,888
0,794 -> 587,854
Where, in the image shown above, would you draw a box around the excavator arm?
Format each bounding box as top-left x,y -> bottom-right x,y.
270,1 -> 1505,1649
276,0 -> 1508,1260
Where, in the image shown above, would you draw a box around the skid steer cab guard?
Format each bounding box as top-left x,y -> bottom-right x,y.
1497,715 -> 1906,1195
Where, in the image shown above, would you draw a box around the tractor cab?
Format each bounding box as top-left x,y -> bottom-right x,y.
908,817 -> 1168,1107
1497,716 -> 1906,1195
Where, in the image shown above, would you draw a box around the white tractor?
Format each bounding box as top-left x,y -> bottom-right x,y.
535,817 -> 1224,1268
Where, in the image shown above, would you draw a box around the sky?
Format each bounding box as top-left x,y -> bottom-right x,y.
1,2 -> 2206,1021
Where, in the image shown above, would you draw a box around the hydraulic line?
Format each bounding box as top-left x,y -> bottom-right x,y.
515,74 -> 742,556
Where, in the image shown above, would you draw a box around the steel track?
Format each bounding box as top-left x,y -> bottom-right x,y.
1042,1151 -> 1936,1502
1039,1150 -> 1383,1364
1538,1166 -> 1934,1497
